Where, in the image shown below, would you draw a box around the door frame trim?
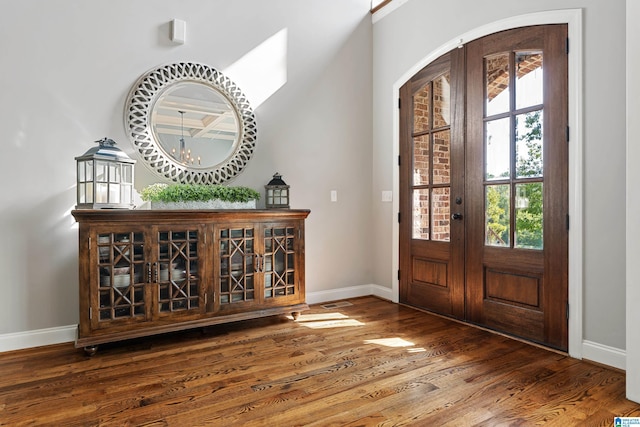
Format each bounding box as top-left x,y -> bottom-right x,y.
390,9 -> 583,359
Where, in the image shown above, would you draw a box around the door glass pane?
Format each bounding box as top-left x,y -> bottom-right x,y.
433,72 -> 450,128
516,51 -> 543,110
432,187 -> 450,242
515,182 -> 543,249
275,251 -> 285,274
412,189 -> 430,240
486,118 -> 511,180
486,184 -> 510,247
485,53 -> 510,116
413,83 -> 430,133
413,135 -> 430,186
516,111 -> 543,178
432,130 -> 450,185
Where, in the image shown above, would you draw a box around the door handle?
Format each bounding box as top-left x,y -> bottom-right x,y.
451,213 -> 463,220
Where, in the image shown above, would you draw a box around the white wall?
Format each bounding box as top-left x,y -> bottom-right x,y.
0,0 -> 373,344
626,0 -> 640,404
372,0 -> 627,356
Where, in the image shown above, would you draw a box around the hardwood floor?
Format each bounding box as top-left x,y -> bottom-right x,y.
0,296 -> 638,426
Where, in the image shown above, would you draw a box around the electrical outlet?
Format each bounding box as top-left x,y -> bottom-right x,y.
330,190 -> 338,202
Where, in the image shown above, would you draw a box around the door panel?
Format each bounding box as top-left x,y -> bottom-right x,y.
466,25 -> 568,350
399,49 -> 465,319
399,25 -> 568,351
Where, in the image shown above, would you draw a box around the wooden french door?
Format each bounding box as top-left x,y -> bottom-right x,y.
399,25 -> 568,351
399,49 -> 466,319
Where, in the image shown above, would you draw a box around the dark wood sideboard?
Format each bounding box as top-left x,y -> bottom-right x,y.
72,209 -> 310,355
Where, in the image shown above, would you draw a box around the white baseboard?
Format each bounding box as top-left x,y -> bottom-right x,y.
0,325 -> 76,353
306,284 -> 393,305
582,340 -> 626,371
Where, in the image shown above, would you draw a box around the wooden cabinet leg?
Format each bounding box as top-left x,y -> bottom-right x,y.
83,346 -> 98,357
292,311 -> 301,320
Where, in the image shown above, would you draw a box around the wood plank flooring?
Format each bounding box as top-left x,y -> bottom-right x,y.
1,296 -> 638,426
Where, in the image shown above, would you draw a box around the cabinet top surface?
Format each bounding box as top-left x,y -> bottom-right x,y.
72,209 -> 311,223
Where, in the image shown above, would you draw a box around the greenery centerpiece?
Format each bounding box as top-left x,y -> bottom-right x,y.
140,183 -> 260,210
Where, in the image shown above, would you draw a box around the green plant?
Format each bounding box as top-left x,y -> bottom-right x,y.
140,183 -> 260,203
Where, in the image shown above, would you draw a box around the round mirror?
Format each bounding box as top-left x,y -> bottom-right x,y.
124,62 -> 257,184
151,82 -> 240,170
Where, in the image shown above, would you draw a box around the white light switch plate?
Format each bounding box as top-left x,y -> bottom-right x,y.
382,191 -> 393,202
331,190 -> 338,202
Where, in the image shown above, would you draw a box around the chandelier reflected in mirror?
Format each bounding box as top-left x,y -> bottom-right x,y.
171,110 -> 201,166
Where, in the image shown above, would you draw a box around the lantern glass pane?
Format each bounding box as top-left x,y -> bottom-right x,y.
78,183 -> 86,203
281,189 -> 288,197
96,161 -> 108,182
109,163 -> 121,183
122,165 -> 133,184
122,184 -> 132,204
109,183 -> 120,203
267,195 -> 273,205
86,182 -> 93,202
86,160 -> 93,180
96,183 -> 108,203
78,162 -> 85,182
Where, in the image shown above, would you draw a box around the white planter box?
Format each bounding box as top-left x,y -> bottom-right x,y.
150,200 -> 257,210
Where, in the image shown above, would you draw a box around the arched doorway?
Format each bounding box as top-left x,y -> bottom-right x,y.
399,25 -> 568,351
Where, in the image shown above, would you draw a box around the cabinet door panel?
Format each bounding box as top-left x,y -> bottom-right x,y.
91,229 -> 150,329
153,225 -> 207,318
215,224 -> 258,311
261,221 -> 304,305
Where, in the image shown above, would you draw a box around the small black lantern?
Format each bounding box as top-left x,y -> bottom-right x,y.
75,138 -> 136,209
265,172 -> 290,209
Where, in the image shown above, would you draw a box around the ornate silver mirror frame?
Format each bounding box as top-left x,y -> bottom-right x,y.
124,62 -> 257,184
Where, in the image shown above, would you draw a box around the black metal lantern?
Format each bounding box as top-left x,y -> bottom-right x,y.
265,172 -> 290,209
75,138 -> 136,209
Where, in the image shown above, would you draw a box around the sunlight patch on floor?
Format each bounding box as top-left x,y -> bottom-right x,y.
296,312 -> 365,329
365,337 -> 426,352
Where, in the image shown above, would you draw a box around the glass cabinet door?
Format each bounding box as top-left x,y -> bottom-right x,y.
263,223 -> 298,300
95,231 -> 147,326
215,222 -> 301,308
217,226 -> 257,306
156,228 -> 203,315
